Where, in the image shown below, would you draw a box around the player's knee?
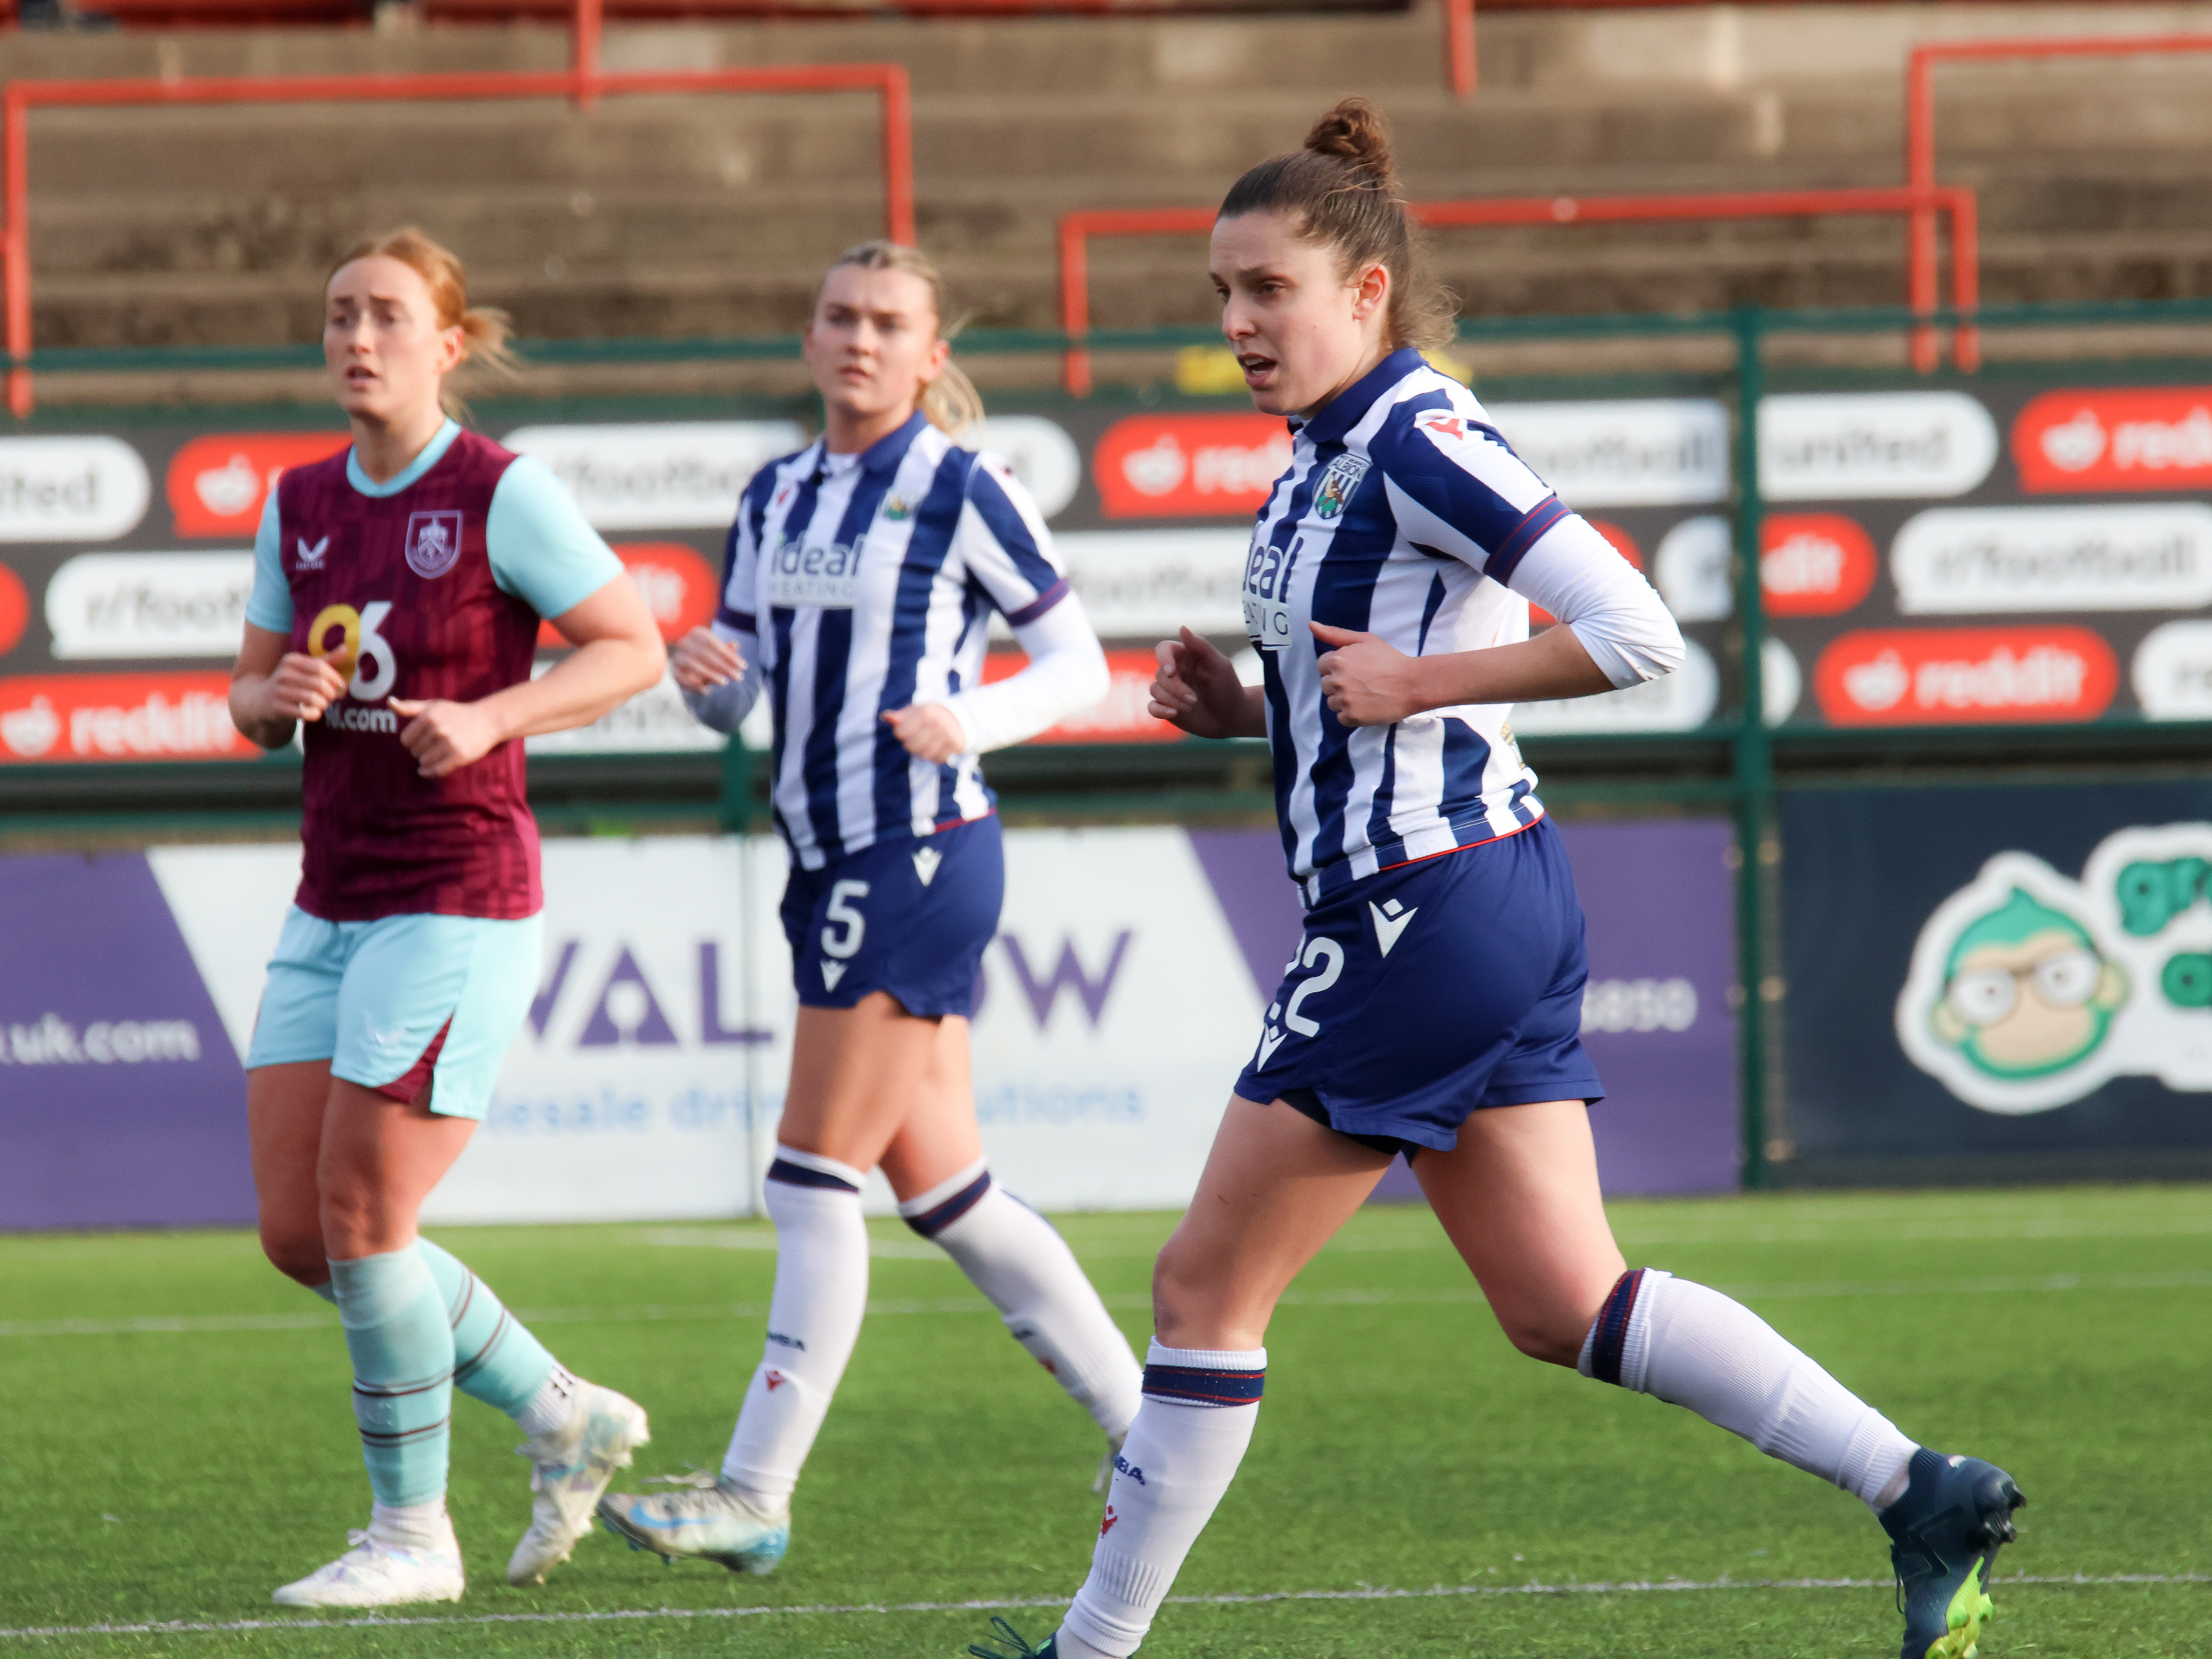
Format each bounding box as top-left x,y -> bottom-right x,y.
1493,1301 -> 1593,1368
1150,1238 -> 1267,1349
257,1219 -> 329,1286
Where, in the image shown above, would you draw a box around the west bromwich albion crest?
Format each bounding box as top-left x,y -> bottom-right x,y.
1312,454 -> 1370,521
404,510 -> 464,579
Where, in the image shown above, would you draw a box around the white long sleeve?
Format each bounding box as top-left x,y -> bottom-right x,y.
678,620 -> 766,734
1509,515 -> 1686,689
933,592 -> 1109,754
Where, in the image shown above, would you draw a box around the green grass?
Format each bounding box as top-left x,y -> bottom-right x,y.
3,1185 -> 2209,1656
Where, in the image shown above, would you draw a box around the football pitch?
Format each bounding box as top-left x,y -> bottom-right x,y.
3,1185 -> 2207,1658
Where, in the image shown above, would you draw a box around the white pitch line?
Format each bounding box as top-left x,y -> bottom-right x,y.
10,1267 -> 2212,1342
0,1571 -> 2203,1641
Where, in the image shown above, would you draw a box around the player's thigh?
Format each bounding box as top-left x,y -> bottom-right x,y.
1152,1094 -> 1394,1351
1414,1098 -> 1625,1366
316,1075 -> 480,1259
247,1059 -> 338,1281
780,993 -> 944,1171
878,1016 -> 986,1202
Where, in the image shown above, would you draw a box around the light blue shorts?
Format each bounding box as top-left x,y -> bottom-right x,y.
244,906 -> 545,1121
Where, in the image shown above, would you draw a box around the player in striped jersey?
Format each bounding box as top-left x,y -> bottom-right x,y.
976,103 -> 2021,1659
598,242 -> 1142,1573
228,231 -> 667,1607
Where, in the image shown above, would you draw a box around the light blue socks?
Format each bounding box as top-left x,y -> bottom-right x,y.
311,1240 -> 559,1423
328,1246 -> 454,1507
414,1237 -> 560,1419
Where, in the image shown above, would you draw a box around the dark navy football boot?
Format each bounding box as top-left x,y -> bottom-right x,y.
970,1615 -> 1056,1659
1880,1448 -> 2026,1659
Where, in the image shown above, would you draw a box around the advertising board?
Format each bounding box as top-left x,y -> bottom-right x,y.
1781,779 -> 2212,1182
0,817 -> 1740,1229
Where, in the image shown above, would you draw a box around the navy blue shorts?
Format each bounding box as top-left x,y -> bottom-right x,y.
780,814 -> 1003,1018
1233,816 -> 1604,1154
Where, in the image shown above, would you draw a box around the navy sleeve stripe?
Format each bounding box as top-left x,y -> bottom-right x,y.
1488,494 -> 1572,587
967,462 -> 1064,598
1002,577 -> 1070,629
716,605 -> 758,633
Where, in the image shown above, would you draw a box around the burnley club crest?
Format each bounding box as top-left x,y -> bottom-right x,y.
404,510 -> 464,579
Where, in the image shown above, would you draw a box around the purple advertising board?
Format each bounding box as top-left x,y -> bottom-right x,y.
0,853 -> 255,1229
1193,817 -> 1741,1200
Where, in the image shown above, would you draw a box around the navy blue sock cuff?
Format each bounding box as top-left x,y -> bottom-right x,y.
1586,1267 -> 1647,1388
1141,1363 -> 1266,1407
768,1157 -> 862,1193
902,1171 -> 993,1237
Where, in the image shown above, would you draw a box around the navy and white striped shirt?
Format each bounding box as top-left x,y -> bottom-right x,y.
1247,347 -> 1628,904
717,413 -> 1069,870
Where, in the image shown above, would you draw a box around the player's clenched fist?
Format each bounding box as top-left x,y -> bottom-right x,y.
882,703 -> 967,763
672,625 -> 746,693
1312,621 -> 1427,728
269,651 -> 352,724
1149,626 -> 1262,739
389,696 -> 506,779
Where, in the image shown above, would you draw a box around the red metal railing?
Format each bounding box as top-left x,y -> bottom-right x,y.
1057,185 -> 1980,395
1906,32 -> 2212,370
1444,0 -> 1476,100
0,58 -> 912,415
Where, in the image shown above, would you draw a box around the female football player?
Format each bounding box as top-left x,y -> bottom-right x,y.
596,241 -> 1142,1572
228,228 -> 668,1607
972,101 -> 2023,1659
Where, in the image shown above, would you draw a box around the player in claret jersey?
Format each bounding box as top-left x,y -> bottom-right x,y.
226,229 -> 668,1608
973,103 -> 2024,1659
597,241 -> 1143,1575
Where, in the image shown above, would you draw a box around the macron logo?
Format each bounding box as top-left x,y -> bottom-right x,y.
1370,898 -> 1417,957
1254,1005 -> 1290,1068
295,536 -> 328,571
820,961 -> 848,991
912,845 -> 942,887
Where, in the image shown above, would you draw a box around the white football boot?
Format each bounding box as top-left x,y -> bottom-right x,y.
506,1381 -> 652,1585
272,1527 -> 465,1608
596,1473 -> 790,1574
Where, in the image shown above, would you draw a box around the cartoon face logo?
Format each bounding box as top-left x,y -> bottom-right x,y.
1927,887 -> 2129,1080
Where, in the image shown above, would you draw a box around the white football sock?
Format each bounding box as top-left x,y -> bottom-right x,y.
1059,1340 -> 1267,1659
900,1158 -> 1142,1443
719,1145 -> 870,1513
368,1498 -> 454,1556
1580,1268 -> 1917,1512
515,1362 -> 582,1439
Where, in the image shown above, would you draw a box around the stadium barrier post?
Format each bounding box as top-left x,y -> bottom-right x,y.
719,731 -> 754,835
3,86 -> 25,419
881,64 -> 914,246
1730,303 -> 1771,1192
1445,0 -> 1476,101
571,0 -> 601,110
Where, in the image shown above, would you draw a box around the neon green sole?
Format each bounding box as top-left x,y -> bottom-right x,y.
1927,1561 -> 1996,1659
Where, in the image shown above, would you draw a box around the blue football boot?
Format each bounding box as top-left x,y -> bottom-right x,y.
595,1474 -> 788,1575
1881,1448 -> 2026,1659
970,1615 -> 1056,1659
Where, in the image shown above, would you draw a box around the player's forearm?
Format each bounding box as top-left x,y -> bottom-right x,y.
1409,627 -> 1617,712
227,674 -> 298,751
480,634 -> 667,740
1227,684 -> 1268,737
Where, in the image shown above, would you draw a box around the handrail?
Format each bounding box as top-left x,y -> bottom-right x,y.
1904,31 -> 2212,374
1057,185 -> 1979,395
0,60 -> 915,417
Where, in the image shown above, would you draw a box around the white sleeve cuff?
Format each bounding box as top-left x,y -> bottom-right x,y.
935,591 -> 1109,753
1510,515 -> 1686,689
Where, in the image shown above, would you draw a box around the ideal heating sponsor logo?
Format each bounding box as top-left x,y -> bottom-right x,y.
765,538 -> 864,609
0,1014 -> 202,1066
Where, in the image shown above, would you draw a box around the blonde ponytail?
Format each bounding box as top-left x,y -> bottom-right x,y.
817,239 -> 982,439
